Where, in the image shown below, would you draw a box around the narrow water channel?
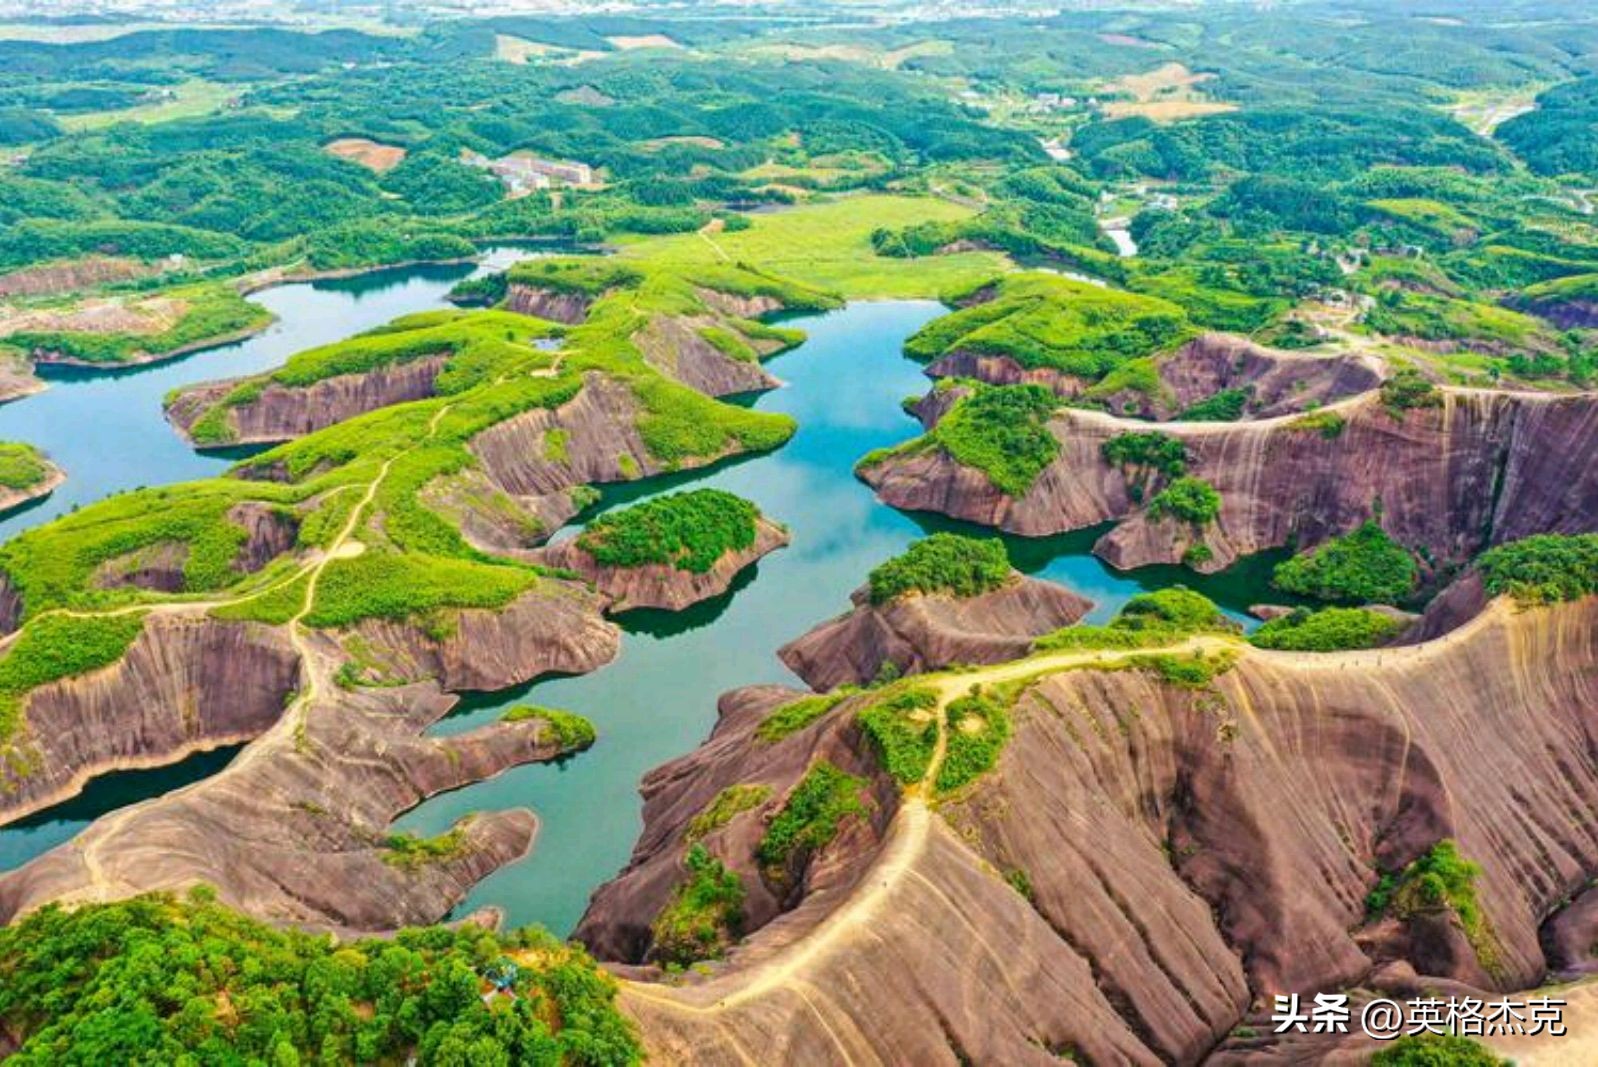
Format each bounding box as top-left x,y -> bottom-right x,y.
0,280 -> 1278,932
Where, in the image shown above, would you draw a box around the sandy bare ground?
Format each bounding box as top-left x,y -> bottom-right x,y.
748,41 -> 950,70
1099,32 -> 1164,50
494,34 -> 603,65
639,136 -> 726,152
0,256 -> 153,299
0,295 -> 187,339
324,137 -> 407,173
607,34 -> 681,51
1103,62 -> 1238,123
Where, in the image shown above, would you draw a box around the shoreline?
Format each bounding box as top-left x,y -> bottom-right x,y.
11,239 -> 609,380
0,730 -> 256,831
0,464 -> 65,518
234,255 -> 477,296
30,318 -> 279,372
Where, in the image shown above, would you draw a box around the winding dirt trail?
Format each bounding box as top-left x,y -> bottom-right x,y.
70,455 -> 397,899
620,634 -> 1236,1016
9,343 -> 575,878
62,368 -> 526,897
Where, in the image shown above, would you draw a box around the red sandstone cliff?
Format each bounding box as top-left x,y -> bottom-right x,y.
505,283 -> 593,324
925,333 -> 1383,421
166,357 -> 450,446
540,517 -> 790,613
579,595 -> 1598,1065
0,579 -> 619,931
776,575 -> 1092,690
863,388 -> 1598,573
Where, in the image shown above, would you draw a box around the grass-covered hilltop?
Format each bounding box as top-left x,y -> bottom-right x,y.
3,2 -> 1598,1065
0,443 -> 61,516
0,254 -> 826,763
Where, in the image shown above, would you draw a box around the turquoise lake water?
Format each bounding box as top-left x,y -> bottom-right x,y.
394,299 -> 1275,935
0,272 -> 1276,935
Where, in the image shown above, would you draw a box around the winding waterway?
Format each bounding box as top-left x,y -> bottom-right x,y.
0,265 -> 1278,934
396,299 -> 1276,935
0,249 -> 528,868
0,248 -> 537,544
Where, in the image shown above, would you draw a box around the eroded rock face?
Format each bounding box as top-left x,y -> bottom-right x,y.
91,540 -> 189,593
418,467 -> 558,556
906,382 -> 970,429
691,288 -> 784,319
864,389 -> 1598,572
505,284 -> 592,324
1398,571 -> 1490,644
469,372 -> 752,528
0,616 -> 301,824
0,350 -> 43,405
581,597 -> 1598,1066
0,580 -> 620,932
165,356 -> 450,446
471,374 -> 658,497
634,314 -> 778,398
1153,334 -> 1384,418
777,576 -> 1091,690
230,501 -> 299,572
575,684 -> 900,964
541,517 -> 790,613
89,503 -> 298,594
0,574 -> 20,635
0,677 -> 553,934
924,333 -> 1383,421
339,580 -> 620,692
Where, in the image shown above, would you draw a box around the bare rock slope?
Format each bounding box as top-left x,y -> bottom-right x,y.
864,388 -> 1598,572
166,356 -> 450,446
0,581 -> 619,932
777,576 -> 1091,690
926,332 -> 1383,421
579,594 -> 1598,1066
0,615 -> 300,822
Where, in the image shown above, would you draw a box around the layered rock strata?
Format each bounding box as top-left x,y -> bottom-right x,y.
863,388 -> 1598,573
579,595 -> 1598,1065
776,576 -> 1091,690
0,580 -> 619,931
925,333 -> 1383,421
166,356 -> 450,446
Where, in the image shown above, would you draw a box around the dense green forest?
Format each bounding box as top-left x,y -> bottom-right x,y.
2,2 -> 1597,380
0,33 -> 1033,285
0,890 -> 640,1064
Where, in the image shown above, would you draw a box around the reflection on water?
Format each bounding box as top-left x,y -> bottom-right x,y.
396,300 -> 1282,936
0,744 -> 242,871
